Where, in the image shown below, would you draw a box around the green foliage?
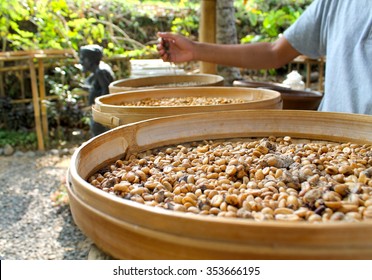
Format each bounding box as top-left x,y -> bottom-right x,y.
171,14 -> 198,37
1,0 -> 31,51
1,0 -> 313,52
262,8 -> 298,37
235,0 -> 313,43
44,65 -> 90,141
0,129 -> 37,150
0,0 -> 199,56
169,1 -> 199,38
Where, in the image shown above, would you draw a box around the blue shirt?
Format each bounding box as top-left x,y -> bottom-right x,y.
284,0 -> 372,115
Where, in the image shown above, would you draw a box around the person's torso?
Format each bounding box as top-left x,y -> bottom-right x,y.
284,0 -> 372,114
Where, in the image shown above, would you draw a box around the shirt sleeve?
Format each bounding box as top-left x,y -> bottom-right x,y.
283,0 -> 328,59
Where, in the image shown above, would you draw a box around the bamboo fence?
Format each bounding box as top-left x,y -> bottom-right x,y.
0,49 -> 129,151
0,50 -> 77,150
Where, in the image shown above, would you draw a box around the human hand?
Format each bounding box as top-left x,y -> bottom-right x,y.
156,32 -> 195,63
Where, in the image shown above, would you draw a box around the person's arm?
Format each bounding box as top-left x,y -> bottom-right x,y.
157,32 -> 301,70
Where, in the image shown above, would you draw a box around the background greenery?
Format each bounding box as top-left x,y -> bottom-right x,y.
1,0 -> 312,53
0,0 -> 313,150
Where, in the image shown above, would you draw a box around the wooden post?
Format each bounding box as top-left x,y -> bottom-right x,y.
319,57 -> 324,92
29,57 -> 45,151
306,60 -> 311,89
199,0 -> 217,74
37,55 -> 49,146
19,70 -> 25,99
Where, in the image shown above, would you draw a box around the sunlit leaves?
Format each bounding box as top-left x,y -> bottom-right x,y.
236,0 -> 313,44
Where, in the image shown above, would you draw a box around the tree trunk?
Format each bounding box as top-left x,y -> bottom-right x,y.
216,0 -> 242,85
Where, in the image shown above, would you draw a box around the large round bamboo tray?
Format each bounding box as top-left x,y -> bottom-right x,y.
233,79 -> 323,110
109,74 -> 224,93
92,87 -> 282,127
68,110 -> 372,260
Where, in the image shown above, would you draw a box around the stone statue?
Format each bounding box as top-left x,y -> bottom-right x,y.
79,44 -> 115,136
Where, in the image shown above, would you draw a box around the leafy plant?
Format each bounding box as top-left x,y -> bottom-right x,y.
0,129 -> 37,150
171,13 -> 198,38
235,0 -> 313,43
45,65 -> 90,142
0,0 -> 31,51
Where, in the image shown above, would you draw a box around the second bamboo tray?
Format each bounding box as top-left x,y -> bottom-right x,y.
109,74 -> 224,93
92,87 -> 282,127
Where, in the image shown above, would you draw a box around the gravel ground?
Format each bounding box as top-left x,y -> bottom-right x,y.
0,149 -> 93,260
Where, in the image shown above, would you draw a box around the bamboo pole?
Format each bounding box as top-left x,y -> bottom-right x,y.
319,57 -> 324,92
28,57 -> 45,151
10,98 -> 33,104
37,55 -> 49,147
0,49 -> 76,58
0,72 -> 4,97
199,0 -> 217,74
0,60 -> 77,73
19,71 -> 25,99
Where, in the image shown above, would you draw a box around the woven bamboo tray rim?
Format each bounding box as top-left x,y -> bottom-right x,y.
109,74 -> 224,93
93,87 -> 282,127
68,110 -> 372,259
96,87 -> 282,109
